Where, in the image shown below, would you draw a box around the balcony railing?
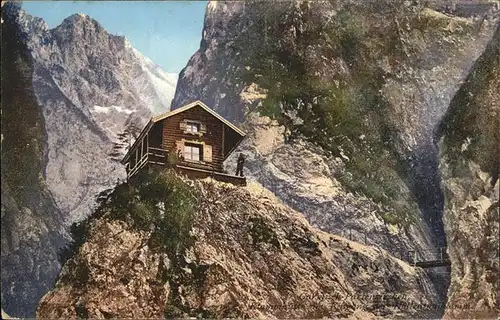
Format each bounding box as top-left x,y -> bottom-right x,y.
128,147 -> 167,177
127,147 -> 245,186
147,147 -> 169,165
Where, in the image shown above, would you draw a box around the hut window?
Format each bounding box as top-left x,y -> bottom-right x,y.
186,121 -> 200,133
184,143 -> 202,161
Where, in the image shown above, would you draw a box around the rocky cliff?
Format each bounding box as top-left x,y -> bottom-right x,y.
437,23 -> 499,319
173,0 -> 498,260
16,7 -> 177,223
1,4 -> 177,317
36,170 -> 440,319
3,0 -> 499,317
1,3 -> 67,317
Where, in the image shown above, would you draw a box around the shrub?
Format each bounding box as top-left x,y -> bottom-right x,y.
57,217 -> 92,266
249,217 -> 280,249
60,170 -> 198,269
106,170 -> 199,259
380,211 -> 403,226
167,150 -> 180,165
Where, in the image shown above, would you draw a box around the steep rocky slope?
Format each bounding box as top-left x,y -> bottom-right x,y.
437,23 -> 499,319
15,7 -> 177,223
1,3 -> 67,317
37,171 -> 440,319
173,0 -> 498,257
1,4 -> 177,317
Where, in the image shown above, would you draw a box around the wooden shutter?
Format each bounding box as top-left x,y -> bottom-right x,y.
179,120 -> 187,132
203,144 -> 212,162
200,123 -> 207,134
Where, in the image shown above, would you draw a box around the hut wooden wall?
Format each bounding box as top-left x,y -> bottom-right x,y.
161,105 -> 225,171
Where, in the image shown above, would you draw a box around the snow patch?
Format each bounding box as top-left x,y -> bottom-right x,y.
129,46 -> 178,114
92,105 -> 134,115
207,1 -> 218,11
112,105 -> 134,115
92,105 -> 110,114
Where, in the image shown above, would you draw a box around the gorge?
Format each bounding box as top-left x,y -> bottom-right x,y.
1,0 -> 499,318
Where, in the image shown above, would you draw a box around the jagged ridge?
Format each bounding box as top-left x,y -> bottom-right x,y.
15,7 -> 178,223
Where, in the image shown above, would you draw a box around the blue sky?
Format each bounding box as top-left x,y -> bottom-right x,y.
22,1 -> 208,74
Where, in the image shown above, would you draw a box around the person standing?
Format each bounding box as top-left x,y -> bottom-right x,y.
235,153 -> 245,177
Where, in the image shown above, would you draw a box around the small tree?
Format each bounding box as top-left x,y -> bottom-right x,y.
110,117 -> 143,162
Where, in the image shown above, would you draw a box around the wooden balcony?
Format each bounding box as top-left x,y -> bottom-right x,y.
127,147 -> 246,186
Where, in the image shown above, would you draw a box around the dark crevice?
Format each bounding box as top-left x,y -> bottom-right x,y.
405,142 -> 446,248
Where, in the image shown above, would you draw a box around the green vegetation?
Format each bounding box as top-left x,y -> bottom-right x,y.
110,118 -> 142,161
57,218 -> 91,291
167,150 -> 180,165
438,25 -> 500,180
1,8 -> 68,316
237,5 -> 418,225
102,170 -> 198,257
59,169 -> 199,270
57,220 -> 91,265
379,211 -> 403,226
57,169 -> 208,317
1,4 -> 48,206
164,289 -> 218,319
249,217 -> 281,249
414,8 -> 475,38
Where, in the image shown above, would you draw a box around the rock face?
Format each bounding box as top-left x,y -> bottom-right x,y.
173,0 -> 498,258
437,23 -> 499,319
1,4 -> 177,317
36,173 -> 440,319
224,113 -> 435,262
1,3 -> 67,317
16,7 -> 178,223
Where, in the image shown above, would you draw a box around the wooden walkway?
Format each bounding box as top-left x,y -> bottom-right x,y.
338,228 -> 450,269
406,247 -> 450,268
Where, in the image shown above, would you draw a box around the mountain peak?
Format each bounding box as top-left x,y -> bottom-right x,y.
14,7 -> 49,35
59,12 -> 101,30
67,12 -> 90,21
